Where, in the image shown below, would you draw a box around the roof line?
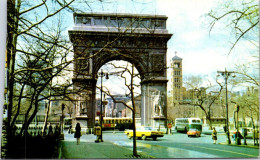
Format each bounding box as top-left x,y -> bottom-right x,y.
73,12 -> 168,19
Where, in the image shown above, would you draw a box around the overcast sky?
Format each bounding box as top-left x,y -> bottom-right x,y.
65,0 -> 258,95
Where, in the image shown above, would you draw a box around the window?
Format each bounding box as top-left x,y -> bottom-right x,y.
174,71 -> 181,75
110,17 -> 117,27
132,18 -> 141,28
151,19 -> 165,29
123,18 -> 131,27
140,19 -> 149,28
174,78 -> 180,83
82,17 -> 91,25
94,17 -> 102,25
103,17 -> 109,26
175,84 -> 181,88
174,63 -> 180,68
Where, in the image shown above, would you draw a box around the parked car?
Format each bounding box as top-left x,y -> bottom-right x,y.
187,128 -> 201,137
126,126 -> 164,140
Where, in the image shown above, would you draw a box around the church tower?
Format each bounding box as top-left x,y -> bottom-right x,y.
171,52 -> 183,101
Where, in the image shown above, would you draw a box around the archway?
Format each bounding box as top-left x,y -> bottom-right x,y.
68,12 -> 172,129
96,60 -> 141,118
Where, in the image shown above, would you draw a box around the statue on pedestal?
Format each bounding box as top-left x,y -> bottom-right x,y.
153,91 -> 165,117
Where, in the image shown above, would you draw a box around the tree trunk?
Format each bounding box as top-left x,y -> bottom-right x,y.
42,97 -> 51,134
207,117 -> 213,130
131,64 -> 138,157
7,0 -> 21,133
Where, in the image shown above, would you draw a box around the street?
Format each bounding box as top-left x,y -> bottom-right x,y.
63,130 -> 259,158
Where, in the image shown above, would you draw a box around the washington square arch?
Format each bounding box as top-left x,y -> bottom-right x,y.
68,12 -> 172,130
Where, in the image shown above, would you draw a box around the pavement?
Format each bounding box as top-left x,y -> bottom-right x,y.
59,132 -> 259,159
218,139 -> 259,149
59,134 -> 152,159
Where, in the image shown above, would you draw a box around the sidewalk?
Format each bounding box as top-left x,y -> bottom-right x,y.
219,139 -> 259,149
59,140 -> 152,159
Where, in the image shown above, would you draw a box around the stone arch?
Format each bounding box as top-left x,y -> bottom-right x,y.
93,52 -> 146,80
69,12 -> 172,129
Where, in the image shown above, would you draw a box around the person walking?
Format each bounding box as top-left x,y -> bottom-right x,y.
212,127 -> 217,144
68,125 -> 72,134
74,123 -> 81,145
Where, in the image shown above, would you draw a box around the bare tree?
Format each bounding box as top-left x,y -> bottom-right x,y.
7,0 -> 77,132
184,75 -> 224,129
99,62 -> 139,157
6,0 -> 119,134
233,89 -> 259,145
207,0 -> 259,55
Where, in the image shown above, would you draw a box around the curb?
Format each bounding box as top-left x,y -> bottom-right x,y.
219,142 -> 259,149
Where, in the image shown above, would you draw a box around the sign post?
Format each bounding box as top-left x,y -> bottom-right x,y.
167,123 -> 172,135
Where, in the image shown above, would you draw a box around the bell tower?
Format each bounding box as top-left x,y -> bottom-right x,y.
171,51 -> 183,101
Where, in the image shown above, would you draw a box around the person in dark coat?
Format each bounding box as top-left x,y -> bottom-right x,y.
48,123 -> 53,136
74,123 -> 81,145
212,127 -> 217,144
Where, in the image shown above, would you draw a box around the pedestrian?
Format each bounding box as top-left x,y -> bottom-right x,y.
212,127 -> 217,144
74,123 -> 81,145
48,123 -> 53,136
68,125 -> 72,134
54,124 -> 60,138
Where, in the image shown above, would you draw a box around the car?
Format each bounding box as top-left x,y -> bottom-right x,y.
127,126 -> 164,140
187,128 -> 201,137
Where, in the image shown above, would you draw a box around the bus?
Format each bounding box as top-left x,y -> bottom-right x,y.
95,117 -> 133,131
175,118 -> 202,133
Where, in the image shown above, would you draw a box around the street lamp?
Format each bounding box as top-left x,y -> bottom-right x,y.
99,69 -> 109,142
217,68 -> 236,144
61,103 -> 65,133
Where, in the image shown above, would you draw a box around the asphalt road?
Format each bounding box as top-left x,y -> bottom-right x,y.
64,130 -> 259,158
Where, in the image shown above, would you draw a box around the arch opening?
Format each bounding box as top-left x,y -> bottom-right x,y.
96,60 -> 141,120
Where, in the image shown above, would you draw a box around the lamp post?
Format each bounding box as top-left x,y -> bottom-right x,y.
99,69 -> 109,142
61,103 -> 65,133
234,104 -> 241,145
217,68 -> 235,144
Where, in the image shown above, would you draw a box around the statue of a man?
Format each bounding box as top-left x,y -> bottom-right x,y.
153,91 -> 163,116
158,94 -> 164,116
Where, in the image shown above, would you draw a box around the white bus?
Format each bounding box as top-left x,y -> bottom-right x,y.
175,118 -> 202,133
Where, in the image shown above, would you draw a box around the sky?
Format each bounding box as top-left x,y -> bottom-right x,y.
65,0 -> 259,95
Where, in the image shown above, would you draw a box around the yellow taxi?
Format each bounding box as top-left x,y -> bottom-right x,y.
126,126 -> 164,140
124,129 -> 130,135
